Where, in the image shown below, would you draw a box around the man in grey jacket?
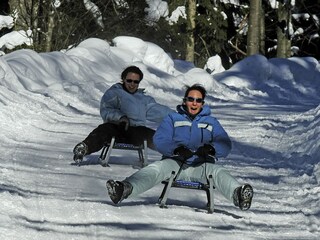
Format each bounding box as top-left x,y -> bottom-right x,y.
73,66 -> 173,163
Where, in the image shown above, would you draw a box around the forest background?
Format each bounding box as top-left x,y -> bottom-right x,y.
0,0 -> 319,69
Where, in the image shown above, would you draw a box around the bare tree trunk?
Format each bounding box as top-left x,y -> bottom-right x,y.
31,0 -> 40,46
185,0 -> 196,62
8,0 -> 41,48
259,3 -> 265,55
45,3 -> 55,52
8,0 -> 27,30
246,0 -> 261,56
276,1 -> 292,58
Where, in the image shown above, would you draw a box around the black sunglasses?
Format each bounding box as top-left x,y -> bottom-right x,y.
125,79 -> 140,84
184,96 -> 204,103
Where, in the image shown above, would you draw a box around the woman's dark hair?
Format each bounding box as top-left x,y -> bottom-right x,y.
121,66 -> 144,81
184,84 -> 207,99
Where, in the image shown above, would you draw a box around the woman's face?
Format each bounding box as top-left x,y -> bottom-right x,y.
123,72 -> 141,93
184,90 -> 204,116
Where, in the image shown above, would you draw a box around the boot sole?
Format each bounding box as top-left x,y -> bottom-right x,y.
240,185 -> 253,211
106,180 -> 121,204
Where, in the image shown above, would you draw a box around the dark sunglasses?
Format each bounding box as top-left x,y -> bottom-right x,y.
125,79 -> 140,84
184,96 -> 204,103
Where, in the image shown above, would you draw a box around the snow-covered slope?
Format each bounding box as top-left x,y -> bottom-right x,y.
0,37 -> 319,239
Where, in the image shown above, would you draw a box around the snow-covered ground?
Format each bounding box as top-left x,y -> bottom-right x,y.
0,37 -> 319,240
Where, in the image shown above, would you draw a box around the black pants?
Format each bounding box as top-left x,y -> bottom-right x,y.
83,123 -> 156,155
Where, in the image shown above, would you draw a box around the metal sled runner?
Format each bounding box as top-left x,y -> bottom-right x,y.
158,171 -> 215,213
98,137 -> 148,167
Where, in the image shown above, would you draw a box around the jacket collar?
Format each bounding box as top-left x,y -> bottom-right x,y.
176,104 -> 210,120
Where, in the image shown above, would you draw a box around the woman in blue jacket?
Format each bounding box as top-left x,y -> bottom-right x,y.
107,84 -> 253,211
73,66 -> 173,163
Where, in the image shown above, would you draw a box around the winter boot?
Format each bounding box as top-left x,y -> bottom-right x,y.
73,142 -> 88,164
233,184 -> 253,211
106,180 -> 133,204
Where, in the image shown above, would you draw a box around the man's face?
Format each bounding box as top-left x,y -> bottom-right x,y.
123,72 -> 141,93
184,90 -> 204,116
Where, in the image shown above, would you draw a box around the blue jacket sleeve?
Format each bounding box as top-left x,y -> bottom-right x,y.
212,118 -> 232,158
145,96 -> 173,124
153,114 -> 178,156
100,88 -> 123,122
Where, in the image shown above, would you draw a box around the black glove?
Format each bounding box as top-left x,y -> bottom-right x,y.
195,144 -> 216,158
119,116 -> 130,131
174,146 -> 193,160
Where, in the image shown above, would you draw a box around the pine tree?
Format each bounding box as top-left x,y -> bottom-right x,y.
247,0 -> 262,56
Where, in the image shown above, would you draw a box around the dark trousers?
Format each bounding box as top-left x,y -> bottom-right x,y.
83,123 -> 156,155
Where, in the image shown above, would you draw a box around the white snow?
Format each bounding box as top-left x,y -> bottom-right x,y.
166,6 -> 187,25
0,30 -> 33,50
83,0 -> 104,29
145,0 -> 169,23
0,36 -> 319,240
0,15 -> 14,30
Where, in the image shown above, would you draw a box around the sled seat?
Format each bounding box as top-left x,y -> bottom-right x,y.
158,171 -> 215,213
98,137 -> 148,168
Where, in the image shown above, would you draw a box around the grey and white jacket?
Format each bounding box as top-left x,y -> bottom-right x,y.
100,83 -> 173,127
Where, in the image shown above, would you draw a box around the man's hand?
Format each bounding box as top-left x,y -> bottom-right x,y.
195,144 -> 215,158
174,146 -> 193,160
119,116 -> 130,131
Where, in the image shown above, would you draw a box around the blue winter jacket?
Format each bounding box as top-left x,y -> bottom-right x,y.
153,105 -> 232,165
100,83 -> 173,126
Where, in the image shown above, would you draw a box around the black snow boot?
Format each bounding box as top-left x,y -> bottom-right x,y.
73,142 -> 88,164
106,180 -> 133,204
233,184 -> 253,211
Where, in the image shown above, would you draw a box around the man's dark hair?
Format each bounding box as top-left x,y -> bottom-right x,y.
121,66 -> 144,81
184,84 -> 207,99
